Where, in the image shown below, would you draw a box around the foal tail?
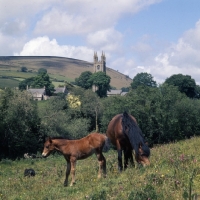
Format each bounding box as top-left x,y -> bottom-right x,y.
122,111 -> 150,157
102,135 -> 111,152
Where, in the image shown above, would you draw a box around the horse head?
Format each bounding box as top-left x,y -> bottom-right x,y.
135,142 -> 150,166
42,137 -> 55,158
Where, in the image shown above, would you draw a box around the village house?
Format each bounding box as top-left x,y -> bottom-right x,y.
27,86 -> 68,100
107,89 -> 128,97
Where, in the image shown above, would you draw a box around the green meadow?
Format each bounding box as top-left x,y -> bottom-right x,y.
0,78 -> 20,88
0,137 -> 200,200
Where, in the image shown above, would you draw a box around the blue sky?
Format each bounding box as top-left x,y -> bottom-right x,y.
1,0 -> 200,84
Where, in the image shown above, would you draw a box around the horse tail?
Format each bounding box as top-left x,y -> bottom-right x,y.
122,111 -> 150,157
102,136 -> 111,152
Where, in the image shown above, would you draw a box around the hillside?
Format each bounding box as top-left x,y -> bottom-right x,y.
0,56 -> 132,89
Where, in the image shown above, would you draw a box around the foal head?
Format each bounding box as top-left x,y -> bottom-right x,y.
42,137 -> 55,158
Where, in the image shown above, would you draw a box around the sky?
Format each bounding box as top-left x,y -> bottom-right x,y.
0,0 -> 200,84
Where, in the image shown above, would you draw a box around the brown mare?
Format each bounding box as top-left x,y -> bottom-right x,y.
42,133 -> 109,187
106,111 -> 150,171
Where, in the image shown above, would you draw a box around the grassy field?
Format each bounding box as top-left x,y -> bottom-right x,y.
0,70 -> 37,79
0,70 -> 72,88
0,78 -> 20,88
1,137 -> 200,200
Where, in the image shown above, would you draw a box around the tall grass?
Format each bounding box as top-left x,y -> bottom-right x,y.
0,137 -> 200,200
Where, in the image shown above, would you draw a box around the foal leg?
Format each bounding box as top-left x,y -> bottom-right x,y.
96,151 -> 106,178
64,161 -> 71,187
70,158 -> 76,186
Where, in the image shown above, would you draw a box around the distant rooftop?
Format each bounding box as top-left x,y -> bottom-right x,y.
107,89 -> 128,96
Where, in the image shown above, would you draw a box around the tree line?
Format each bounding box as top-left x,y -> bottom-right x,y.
1,70 -> 200,160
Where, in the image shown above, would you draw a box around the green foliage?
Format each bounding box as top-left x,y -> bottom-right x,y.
66,87 -> 102,132
88,189 -> 107,200
3,77 -> 200,159
75,71 -> 93,89
38,68 -> 47,74
121,87 -> 130,92
89,71 -> 111,97
18,70 -> 55,94
165,74 -> 197,98
131,72 -> 157,89
79,89 -> 102,131
20,66 -> 27,72
38,96 -> 69,137
18,77 -> 35,90
31,72 -> 55,96
38,95 -> 90,139
100,95 -> 128,132
128,184 -> 161,200
0,89 -> 41,159
195,85 -> 200,99
65,117 -> 91,139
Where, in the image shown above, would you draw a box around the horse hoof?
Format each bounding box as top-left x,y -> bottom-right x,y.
64,182 -> 68,187
70,182 -> 76,187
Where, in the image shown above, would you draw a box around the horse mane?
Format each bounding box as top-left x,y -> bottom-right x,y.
47,136 -> 71,140
122,111 -> 150,157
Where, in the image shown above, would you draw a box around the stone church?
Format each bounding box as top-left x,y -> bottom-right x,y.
92,51 -> 127,96
92,51 -> 106,92
93,51 -> 106,74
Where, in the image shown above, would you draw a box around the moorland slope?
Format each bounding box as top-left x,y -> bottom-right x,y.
0,56 -> 132,89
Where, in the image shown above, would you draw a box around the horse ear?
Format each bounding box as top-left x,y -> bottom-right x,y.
49,137 -> 52,143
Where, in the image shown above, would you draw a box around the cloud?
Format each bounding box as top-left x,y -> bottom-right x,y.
120,19 -> 200,84
151,19 -> 200,84
0,0 -> 55,23
0,33 -> 26,55
86,28 -> 123,52
14,36 -> 94,62
33,0 -> 162,36
1,20 -> 27,36
0,0 -> 162,56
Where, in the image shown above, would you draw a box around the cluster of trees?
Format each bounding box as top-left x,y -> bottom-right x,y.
0,89 -> 41,159
131,72 -> 200,99
74,71 -> 111,97
19,68 -> 55,96
1,70 -> 200,160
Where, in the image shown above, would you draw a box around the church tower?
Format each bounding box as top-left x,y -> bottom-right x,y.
92,51 -> 106,92
93,51 -> 106,73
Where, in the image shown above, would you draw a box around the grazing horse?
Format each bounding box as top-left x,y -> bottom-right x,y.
42,133 -> 109,187
106,112 -> 150,171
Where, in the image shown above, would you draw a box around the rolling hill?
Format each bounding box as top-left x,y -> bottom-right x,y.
0,56 -> 132,89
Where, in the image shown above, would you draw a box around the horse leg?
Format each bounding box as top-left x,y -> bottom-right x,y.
124,149 -> 129,170
70,158 -> 76,186
64,161 -> 71,187
116,140 -> 123,171
128,150 -> 134,167
96,151 -> 106,178
117,149 -> 123,172
124,149 -> 134,169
